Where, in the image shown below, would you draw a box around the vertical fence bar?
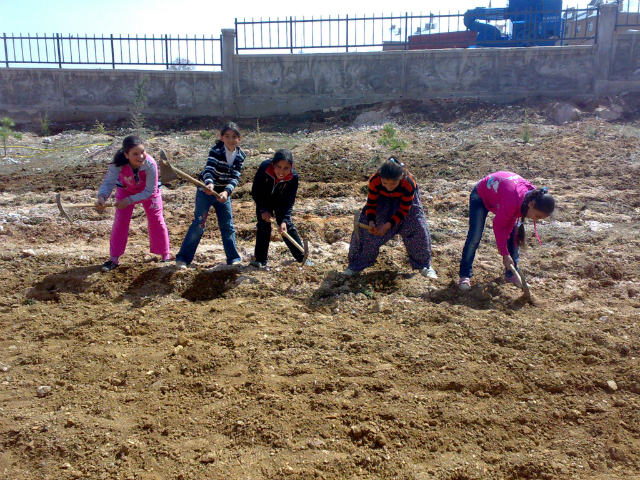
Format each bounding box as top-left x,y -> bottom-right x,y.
346,14 -> 349,52
165,34 -> 169,69
290,16 -> 294,53
110,34 -> 115,68
56,33 -> 62,68
404,13 -> 408,49
3,33 -> 9,67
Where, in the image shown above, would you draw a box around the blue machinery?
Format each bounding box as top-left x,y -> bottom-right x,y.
463,0 -> 564,46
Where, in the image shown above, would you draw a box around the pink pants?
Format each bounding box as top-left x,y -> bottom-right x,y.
110,188 -> 171,258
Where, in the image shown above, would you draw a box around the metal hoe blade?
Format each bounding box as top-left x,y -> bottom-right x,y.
55,193 -> 73,224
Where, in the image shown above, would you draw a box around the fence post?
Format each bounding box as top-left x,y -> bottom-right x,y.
346,14 -> 349,52
165,34 -> 169,69
593,3 -> 618,90
56,33 -> 62,68
221,29 -> 236,115
3,33 -> 9,67
290,16 -> 294,53
110,34 -> 115,69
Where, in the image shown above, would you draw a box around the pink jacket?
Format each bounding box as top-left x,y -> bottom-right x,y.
476,172 -> 535,256
98,155 -> 160,204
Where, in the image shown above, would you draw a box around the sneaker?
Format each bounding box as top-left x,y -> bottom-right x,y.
175,260 -> 188,270
343,268 -> 355,277
505,274 -> 522,288
300,259 -> 314,267
101,260 -> 118,272
249,260 -> 265,268
458,277 -> 471,291
230,259 -> 242,266
420,266 -> 438,279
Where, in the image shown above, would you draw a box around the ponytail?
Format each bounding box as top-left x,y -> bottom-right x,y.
112,135 -> 144,167
378,156 -> 410,180
517,187 -> 555,248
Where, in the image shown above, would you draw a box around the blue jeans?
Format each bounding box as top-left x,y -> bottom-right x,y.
459,185 -> 518,278
176,188 -> 241,265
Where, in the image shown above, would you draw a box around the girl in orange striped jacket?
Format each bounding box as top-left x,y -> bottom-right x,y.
345,157 -> 436,279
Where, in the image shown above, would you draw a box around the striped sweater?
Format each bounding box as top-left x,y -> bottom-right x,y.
199,142 -> 246,194
365,173 -> 416,227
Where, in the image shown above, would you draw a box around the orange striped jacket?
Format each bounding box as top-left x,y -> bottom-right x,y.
365,173 -> 416,227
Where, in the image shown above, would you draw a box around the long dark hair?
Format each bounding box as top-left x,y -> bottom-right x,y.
112,135 -> 144,167
378,156 -> 410,180
214,121 -> 242,148
271,148 -> 293,166
516,188 -> 556,248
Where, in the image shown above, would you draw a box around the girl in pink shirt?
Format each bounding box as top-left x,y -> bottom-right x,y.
96,136 -> 171,272
458,171 -> 555,291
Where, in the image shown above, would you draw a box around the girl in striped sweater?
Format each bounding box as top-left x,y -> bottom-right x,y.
175,122 -> 246,268
345,157 -> 436,278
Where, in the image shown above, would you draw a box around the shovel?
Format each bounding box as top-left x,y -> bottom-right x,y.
158,149 -> 222,201
56,193 -> 113,223
508,265 -> 532,303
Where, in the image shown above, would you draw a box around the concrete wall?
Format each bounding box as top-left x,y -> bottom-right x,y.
232,46 -> 595,117
0,4 -> 638,123
0,69 -> 223,123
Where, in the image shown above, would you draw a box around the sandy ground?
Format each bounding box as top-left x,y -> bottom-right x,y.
0,99 -> 639,479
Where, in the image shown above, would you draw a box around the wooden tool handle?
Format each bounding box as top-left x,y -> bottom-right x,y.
271,219 -> 305,253
359,222 -> 374,232
508,265 -> 523,285
64,203 -> 114,209
281,230 -> 305,254
159,155 -> 222,200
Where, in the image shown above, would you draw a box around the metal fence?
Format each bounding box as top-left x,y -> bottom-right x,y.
235,8 -> 599,53
1,33 -> 222,69
616,0 -> 640,28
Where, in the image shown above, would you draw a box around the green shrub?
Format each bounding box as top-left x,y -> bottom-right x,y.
378,123 -> 407,151
0,117 -> 23,156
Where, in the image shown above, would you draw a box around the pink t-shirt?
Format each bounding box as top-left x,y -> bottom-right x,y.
476,172 -> 535,256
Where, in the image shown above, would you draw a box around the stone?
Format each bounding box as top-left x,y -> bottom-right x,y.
42,138 -> 52,144
371,301 -> 381,313
22,249 -> 37,257
0,363 -> 9,372
353,110 -> 388,127
548,102 -> 581,124
595,104 -> 623,121
199,452 -> 216,463
307,439 -> 326,449
606,380 -> 618,391
36,385 -> 52,397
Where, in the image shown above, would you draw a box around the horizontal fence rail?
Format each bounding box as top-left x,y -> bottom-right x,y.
616,0 -> 640,28
1,33 -> 222,69
235,8 -> 599,53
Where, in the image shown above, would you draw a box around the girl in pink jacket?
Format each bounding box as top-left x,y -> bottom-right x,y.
96,136 -> 171,272
458,171 -> 555,291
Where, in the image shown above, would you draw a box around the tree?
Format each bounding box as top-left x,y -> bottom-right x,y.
0,117 -> 23,157
169,58 -> 195,71
130,76 -> 149,137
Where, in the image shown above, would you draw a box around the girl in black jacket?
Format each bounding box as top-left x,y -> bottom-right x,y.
250,149 -> 306,267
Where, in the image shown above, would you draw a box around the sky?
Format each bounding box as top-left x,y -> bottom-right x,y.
0,0 -> 598,36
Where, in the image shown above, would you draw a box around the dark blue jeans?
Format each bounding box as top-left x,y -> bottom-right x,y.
459,185 -> 518,278
176,188 -> 241,265
254,208 -> 304,265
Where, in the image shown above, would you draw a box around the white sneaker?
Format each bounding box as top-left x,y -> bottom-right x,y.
420,267 -> 438,279
343,268 -> 355,276
175,260 -> 187,270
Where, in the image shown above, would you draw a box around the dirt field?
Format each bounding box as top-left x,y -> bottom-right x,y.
1,98 -> 639,480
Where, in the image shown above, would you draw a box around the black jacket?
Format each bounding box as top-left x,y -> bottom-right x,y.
251,159 -> 299,220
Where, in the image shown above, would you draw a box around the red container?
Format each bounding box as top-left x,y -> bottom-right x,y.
408,31 -> 477,50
